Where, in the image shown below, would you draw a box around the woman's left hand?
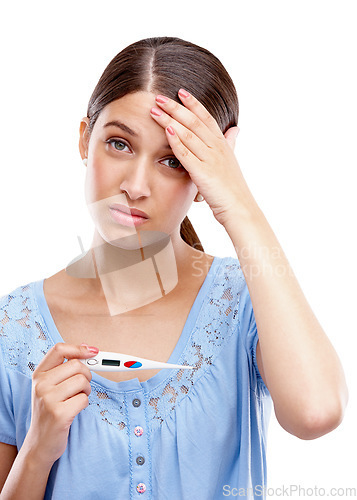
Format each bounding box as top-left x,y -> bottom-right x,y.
150,89 -> 251,227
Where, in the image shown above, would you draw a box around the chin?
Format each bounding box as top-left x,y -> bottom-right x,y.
97,226 -> 172,252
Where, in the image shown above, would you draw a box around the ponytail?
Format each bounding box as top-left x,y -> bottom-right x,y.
180,216 -> 204,252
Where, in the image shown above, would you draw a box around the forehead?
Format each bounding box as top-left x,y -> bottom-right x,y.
96,92 -> 158,125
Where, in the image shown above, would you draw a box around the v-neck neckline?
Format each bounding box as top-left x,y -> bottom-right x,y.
33,256 -> 221,393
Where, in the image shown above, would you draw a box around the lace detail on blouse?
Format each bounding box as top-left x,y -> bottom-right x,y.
146,259 -> 246,433
85,383 -> 128,432
0,286 -> 53,374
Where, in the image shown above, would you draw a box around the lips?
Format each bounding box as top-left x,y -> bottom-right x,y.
109,203 -> 149,219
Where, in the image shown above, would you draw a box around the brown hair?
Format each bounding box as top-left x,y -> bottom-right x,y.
86,37 -> 239,252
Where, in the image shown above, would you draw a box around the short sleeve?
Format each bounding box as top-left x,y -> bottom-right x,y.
239,283 -> 270,398
0,342 -> 17,446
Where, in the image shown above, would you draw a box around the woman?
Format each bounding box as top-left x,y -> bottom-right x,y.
0,36 -> 348,499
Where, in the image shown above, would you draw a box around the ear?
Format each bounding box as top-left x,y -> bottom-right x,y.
79,117 -> 90,161
224,126 -> 240,151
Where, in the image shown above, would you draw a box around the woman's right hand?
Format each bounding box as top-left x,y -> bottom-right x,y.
23,342 -> 99,467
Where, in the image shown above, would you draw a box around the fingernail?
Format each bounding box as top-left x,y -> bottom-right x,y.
178,89 -> 190,98
156,95 -> 168,103
150,107 -> 162,116
167,126 -> 175,136
81,343 -> 99,354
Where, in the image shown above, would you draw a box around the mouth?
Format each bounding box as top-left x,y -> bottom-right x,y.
108,204 -> 149,227
109,203 -> 149,219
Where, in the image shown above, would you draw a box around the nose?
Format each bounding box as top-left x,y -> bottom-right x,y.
119,158 -> 151,201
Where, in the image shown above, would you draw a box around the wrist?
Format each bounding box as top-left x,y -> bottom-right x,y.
21,435 -> 55,473
1,437 -> 53,500
219,194 -> 263,234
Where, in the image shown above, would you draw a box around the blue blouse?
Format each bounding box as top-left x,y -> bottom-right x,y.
0,256 -> 272,499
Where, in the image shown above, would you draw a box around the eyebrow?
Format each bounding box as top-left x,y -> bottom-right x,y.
103,120 -> 172,150
103,120 -> 138,136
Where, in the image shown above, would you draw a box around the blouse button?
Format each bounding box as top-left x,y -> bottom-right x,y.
136,483 -> 146,494
134,426 -> 144,437
136,456 -> 145,466
132,398 -> 141,408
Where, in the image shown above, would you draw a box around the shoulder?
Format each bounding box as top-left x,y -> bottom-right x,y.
211,254 -> 247,292
0,280 -> 53,377
189,253 -> 249,325
0,281 -> 35,324
184,251 -> 247,299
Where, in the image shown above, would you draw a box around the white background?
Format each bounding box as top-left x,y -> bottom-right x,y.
0,1 -> 356,497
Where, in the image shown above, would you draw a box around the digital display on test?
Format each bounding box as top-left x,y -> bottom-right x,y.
102,359 -> 121,367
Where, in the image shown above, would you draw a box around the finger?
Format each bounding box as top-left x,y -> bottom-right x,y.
40,357 -> 93,386
61,393 -> 90,419
35,343 -> 98,374
224,126 -> 240,151
165,125 -> 202,172
178,89 -> 224,138
54,373 -> 92,402
154,92 -> 223,146
151,108 -> 208,161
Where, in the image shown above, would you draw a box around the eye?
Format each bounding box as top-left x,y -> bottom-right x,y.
106,139 -> 130,152
161,157 -> 184,170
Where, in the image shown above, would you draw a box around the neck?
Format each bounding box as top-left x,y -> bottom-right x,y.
65,228 -> 194,316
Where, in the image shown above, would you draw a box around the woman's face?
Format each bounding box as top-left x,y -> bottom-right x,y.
80,91 -> 199,249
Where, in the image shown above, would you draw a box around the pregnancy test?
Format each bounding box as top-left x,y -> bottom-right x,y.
80,350 -> 194,372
